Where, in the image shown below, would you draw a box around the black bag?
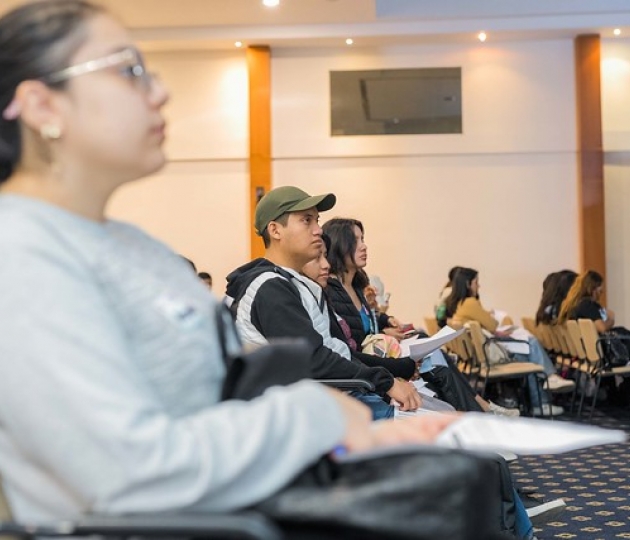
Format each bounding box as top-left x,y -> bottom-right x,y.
601,331 -> 630,369
256,447 -> 511,540
216,305 -> 513,540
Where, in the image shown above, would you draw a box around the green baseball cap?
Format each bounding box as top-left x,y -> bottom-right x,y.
255,186 -> 336,236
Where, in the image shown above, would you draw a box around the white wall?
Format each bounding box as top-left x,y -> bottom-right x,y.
106,40 -> 581,323
602,38 -> 630,324
106,50 -> 250,291
273,40 -> 579,323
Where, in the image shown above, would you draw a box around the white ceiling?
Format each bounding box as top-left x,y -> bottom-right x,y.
1,0 -> 630,50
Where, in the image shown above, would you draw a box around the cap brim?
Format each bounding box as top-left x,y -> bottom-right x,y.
289,193 -> 336,213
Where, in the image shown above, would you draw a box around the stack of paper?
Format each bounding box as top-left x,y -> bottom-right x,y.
399,326 -> 465,360
435,413 -> 626,455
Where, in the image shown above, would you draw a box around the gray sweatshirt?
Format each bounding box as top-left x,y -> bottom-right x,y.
0,194 -> 344,522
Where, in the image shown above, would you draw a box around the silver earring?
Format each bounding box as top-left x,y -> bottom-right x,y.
40,124 -> 62,140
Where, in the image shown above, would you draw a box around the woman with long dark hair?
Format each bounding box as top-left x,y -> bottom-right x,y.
558,270 -> 613,331
322,220 -> 523,415
559,270 -> 630,354
535,270 -> 578,326
445,268 -> 574,415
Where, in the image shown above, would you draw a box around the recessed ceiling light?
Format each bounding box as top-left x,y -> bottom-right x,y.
235,41 -> 243,48
345,38 -> 354,45
614,28 -> 622,36
478,32 -> 487,42
262,0 -> 280,7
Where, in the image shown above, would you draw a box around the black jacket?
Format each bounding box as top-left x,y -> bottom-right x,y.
326,277 -> 390,348
325,278 -> 416,380
225,258 -> 395,395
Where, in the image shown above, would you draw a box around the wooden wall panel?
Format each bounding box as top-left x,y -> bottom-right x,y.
575,35 -> 606,284
247,46 -> 272,259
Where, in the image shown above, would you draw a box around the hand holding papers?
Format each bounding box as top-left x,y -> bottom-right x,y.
399,326 -> 465,361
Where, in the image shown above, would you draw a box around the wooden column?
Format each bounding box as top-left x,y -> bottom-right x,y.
575,34 -> 606,283
247,46 -> 272,260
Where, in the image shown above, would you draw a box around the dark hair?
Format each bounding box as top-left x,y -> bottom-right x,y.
447,266 -> 463,285
558,269 -> 603,323
321,232 -> 331,254
444,267 -> 478,319
0,0 -> 103,181
260,212 -> 289,248
535,269 -> 577,325
322,217 -> 368,290
180,256 -> 196,271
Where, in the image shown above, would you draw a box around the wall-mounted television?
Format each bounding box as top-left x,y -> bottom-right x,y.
331,67 -> 462,136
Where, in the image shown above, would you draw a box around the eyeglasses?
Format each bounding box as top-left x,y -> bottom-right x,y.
41,47 -> 157,93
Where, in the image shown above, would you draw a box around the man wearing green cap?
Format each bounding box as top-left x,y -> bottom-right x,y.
225,186 -> 425,418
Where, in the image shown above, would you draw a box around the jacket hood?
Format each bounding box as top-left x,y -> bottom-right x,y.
225,258 -> 276,301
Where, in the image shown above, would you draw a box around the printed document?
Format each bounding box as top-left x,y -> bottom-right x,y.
400,326 -> 465,360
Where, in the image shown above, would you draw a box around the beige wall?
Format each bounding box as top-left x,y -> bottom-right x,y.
602,38 -> 630,324
272,40 -> 579,323
107,51 -> 250,290
107,40 -> 581,323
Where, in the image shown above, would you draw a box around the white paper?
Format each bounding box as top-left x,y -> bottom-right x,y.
497,324 -> 517,334
399,326 -> 465,360
411,379 -> 436,397
495,327 -> 531,355
492,309 -> 508,324
497,340 -> 530,355
435,413 -> 627,455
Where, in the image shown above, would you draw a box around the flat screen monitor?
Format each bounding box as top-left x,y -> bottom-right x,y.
331,67 -> 462,136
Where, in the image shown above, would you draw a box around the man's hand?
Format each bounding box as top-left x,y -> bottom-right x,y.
387,378 -> 423,411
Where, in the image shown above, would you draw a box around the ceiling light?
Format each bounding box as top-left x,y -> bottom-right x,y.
345,38 -> 354,45
478,32 -> 487,43
262,0 -> 280,6
614,28 -> 622,36
235,41 -> 243,48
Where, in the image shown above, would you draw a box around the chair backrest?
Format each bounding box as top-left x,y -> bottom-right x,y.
566,319 -> 587,360
549,324 -> 570,357
465,321 -> 488,366
578,318 -> 601,362
557,323 -> 578,358
534,323 -> 552,350
521,316 -> 538,337
423,316 -> 439,336
544,323 -> 562,354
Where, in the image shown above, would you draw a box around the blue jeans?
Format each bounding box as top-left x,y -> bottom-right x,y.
514,336 -> 554,408
514,489 -> 535,540
348,391 -> 394,419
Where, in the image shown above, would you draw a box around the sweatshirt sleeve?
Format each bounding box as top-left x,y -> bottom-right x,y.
250,279 -> 394,394
459,298 -> 499,333
0,243 -> 346,516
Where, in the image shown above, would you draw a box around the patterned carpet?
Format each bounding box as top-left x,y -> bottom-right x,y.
509,405 -> 630,539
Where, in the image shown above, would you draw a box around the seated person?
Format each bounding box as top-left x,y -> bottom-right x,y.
445,268 -> 574,415
535,270 -> 577,326
558,270 -> 630,357
367,274 -> 390,314
225,186 -> 458,419
0,1 -> 460,523
198,271 -> 213,290
435,266 -> 464,328
321,220 -> 517,417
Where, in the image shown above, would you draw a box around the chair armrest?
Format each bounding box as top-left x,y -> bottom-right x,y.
317,379 -> 376,391
0,512 -> 283,540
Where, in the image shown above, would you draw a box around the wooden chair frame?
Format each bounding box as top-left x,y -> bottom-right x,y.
570,318 -> 630,419
462,322 -> 547,416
